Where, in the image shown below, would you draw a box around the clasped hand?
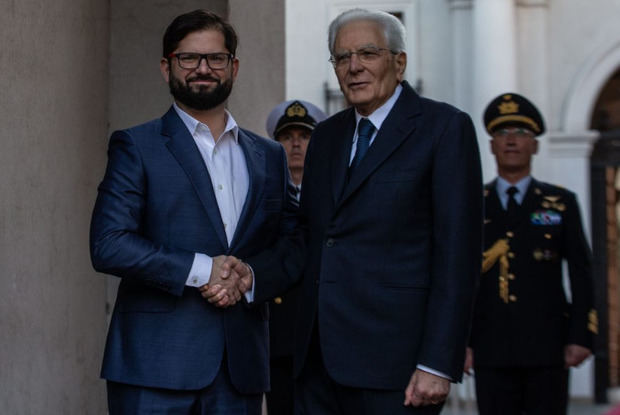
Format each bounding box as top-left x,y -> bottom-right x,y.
199,255 -> 253,308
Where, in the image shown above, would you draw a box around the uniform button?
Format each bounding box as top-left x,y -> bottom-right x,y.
499,276 -> 506,281
508,252 -> 515,258
508,273 -> 515,280
326,238 -> 335,247
544,233 -> 552,239
315,279 -> 319,285
506,231 -> 514,238
509,295 -> 517,302
274,297 -> 283,304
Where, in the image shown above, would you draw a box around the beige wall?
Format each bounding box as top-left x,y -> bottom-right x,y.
0,1 -> 285,412
0,0 -> 110,413
109,0 -> 228,131
229,0 -> 286,136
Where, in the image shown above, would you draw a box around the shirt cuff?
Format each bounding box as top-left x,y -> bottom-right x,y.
244,263 -> 256,303
186,253 -> 213,287
416,364 -> 452,381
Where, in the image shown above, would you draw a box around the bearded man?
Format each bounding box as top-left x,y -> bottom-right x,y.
90,9 -> 300,414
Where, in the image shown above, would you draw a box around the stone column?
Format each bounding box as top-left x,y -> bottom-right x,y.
228,0 -> 286,137
0,1 -> 109,413
449,0 -> 474,115
473,0 -> 518,180
516,0 -> 550,178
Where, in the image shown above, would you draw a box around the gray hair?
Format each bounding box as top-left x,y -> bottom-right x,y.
328,9 -> 406,55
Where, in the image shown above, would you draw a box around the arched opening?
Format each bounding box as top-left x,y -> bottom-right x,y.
590,65 -> 620,403
591,68 -> 620,132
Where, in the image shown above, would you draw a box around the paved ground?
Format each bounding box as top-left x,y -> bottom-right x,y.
442,400 -> 615,415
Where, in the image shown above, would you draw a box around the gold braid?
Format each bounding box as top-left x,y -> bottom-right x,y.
482,239 -> 511,303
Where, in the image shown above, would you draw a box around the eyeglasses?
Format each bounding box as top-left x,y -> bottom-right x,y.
329,46 -> 396,68
168,52 -> 233,70
493,127 -> 535,138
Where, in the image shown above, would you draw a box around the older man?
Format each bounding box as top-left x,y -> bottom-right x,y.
292,8 -> 483,414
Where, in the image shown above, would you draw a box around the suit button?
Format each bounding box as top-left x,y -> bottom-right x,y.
506,231 -> 514,238
544,233 -> 552,239
274,297 -> 283,304
326,238 -> 335,247
509,295 -> 517,302
508,273 -> 515,280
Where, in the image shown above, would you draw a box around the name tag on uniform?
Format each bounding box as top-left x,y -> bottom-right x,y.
530,210 -> 562,225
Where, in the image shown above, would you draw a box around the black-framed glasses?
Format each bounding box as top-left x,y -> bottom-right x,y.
168,52 -> 233,70
329,46 -> 396,68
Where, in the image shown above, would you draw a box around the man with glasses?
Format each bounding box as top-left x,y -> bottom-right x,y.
465,93 -> 597,415
90,9 -> 300,414
292,8 -> 483,414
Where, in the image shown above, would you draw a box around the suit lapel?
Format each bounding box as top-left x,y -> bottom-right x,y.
229,130 -> 265,249
339,83 -> 420,207
516,178 -> 540,228
485,180 -> 505,229
330,110 -> 356,206
161,107 -> 228,249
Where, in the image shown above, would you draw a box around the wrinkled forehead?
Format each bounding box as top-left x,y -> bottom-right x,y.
334,19 -> 387,51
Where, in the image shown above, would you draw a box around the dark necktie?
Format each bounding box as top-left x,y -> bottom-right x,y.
351,118 -> 375,169
506,186 -> 519,226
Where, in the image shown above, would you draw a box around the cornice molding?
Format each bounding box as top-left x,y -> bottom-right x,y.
448,0 -> 473,11
547,130 -> 599,158
516,0 -> 549,7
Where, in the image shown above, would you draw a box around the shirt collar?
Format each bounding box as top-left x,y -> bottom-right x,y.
496,175 -> 532,200
173,102 -> 239,142
354,83 -> 403,131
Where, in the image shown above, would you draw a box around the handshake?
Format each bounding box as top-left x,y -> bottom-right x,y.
199,255 -> 253,308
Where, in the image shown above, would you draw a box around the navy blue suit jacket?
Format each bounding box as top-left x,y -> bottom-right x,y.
90,107 -> 299,393
294,82 -> 483,387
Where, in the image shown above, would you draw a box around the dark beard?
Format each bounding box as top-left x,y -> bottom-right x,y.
169,75 -> 233,111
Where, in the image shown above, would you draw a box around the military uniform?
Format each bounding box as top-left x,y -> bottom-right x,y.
471,179 -> 595,367
264,100 -> 326,415
470,92 -> 598,415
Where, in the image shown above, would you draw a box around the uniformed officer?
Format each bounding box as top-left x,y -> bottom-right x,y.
264,99 -> 326,415
465,93 -> 597,415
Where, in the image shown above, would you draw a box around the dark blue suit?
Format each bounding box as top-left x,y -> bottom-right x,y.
294,82 -> 483,412
90,107 -> 300,398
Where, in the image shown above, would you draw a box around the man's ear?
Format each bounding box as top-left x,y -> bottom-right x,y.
160,58 -> 170,83
395,52 -> 407,82
231,57 -> 240,82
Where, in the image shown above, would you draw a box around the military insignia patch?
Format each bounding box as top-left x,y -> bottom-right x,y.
531,210 -> 562,225
533,248 -> 556,261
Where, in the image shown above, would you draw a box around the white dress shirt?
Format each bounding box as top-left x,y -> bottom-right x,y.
173,103 -> 253,300
349,84 -> 403,165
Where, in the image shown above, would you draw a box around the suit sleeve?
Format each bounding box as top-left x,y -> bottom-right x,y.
246,144 -> 305,304
417,111 -> 483,382
89,130 -> 194,296
563,192 -> 595,349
